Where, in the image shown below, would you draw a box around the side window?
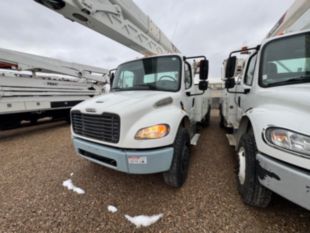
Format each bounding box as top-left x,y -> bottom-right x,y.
184,63 -> 192,89
244,54 -> 257,86
118,71 -> 134,88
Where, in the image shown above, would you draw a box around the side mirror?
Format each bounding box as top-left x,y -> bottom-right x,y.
199,80 -> 209,91
199,60 -> 209,80
225,56 -> 237,79
225,78 -> 236,89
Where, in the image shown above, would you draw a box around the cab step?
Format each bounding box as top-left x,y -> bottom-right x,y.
226,134 -> 236,146
191,133 -> 200,146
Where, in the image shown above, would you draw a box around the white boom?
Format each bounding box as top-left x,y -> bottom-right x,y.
0,47 -> 108,82
267,0 -> 310,38
34,0 -> 180,55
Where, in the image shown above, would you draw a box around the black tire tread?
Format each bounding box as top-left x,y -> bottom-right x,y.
219,104 -> 225,128
163,127 -> 190,187
237,131 -> 272,208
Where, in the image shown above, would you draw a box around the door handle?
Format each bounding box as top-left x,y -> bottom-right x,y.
238,97 -> 241,107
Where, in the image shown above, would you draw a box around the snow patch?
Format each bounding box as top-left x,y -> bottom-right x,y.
70,172 -> 74,177
125,214 -> 163,228
62,179 -> 85,194
107,205 -> 118,213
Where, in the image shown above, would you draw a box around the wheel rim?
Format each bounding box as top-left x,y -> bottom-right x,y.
238,147 -> 246,185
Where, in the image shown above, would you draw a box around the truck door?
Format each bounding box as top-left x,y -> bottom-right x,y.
226,74 -> 242,128
182,62 -> 195,121
224,59 -> 245,129
236,54 -> 257,122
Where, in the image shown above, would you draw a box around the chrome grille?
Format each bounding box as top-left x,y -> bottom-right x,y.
71,111 -> 120,143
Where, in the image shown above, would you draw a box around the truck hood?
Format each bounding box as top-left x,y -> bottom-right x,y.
74,91 -> 176,115
259,84 -> 310,111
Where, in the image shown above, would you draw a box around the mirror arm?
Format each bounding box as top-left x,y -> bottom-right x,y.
186,91 -> 205,97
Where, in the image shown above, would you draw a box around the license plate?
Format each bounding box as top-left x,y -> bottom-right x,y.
128,156 -> 147,164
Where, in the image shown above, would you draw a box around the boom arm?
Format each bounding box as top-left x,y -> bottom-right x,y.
34,0 -> 180,55
0,47 -> 109,82
267,0 -> 310,38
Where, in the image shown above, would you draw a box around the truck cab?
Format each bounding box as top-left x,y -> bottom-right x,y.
70,54 -> 210,187
221,30 -> 310,210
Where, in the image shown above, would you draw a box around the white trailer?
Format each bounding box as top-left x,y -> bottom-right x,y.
0,48 -> 108,129
35,0 -> 211,187
220,0 -> 310,209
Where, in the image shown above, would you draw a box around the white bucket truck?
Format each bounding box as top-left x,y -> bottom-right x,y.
220,0 -> 310,209
33,0 -> 211,187
70,55 -> 210,187
0,48 -> 108,130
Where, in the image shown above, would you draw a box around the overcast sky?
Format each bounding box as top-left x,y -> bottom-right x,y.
0,0 -> 294,78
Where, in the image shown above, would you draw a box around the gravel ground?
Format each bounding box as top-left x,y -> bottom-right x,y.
1,112 -> 310,233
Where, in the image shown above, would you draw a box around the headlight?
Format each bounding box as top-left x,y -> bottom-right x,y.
135,124 -> 170,140
266,128 -> 310,156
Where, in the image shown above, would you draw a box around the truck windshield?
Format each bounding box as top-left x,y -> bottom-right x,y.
260,33 -> 310,87
112,56 -> 181,92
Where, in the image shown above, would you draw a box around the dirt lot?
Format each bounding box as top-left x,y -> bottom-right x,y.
1,112 -> 310,233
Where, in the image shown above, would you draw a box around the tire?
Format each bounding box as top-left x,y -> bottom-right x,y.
30,117 -> 38,124
65,114 -> 71,124
1,120 -> 21,130
201,105 -> 211,128
236,131 -> 272,207
163,127 -> 190,188
219,104 -> 225,128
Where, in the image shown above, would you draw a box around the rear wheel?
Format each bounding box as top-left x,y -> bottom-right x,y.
236,131 -> 272,207
65,113 -> 71,124
201,105 -> 211,128
219,104 -> 225,128
30,116 -> 38,124
163,127 -> 190,188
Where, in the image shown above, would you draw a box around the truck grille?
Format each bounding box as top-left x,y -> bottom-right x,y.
71,111 -> 120,143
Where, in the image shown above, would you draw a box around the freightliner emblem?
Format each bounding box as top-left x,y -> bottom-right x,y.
86,108 -> 96,113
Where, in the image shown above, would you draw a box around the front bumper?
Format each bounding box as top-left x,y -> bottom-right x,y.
257,153 -> 310,210
73,137 -> 174,174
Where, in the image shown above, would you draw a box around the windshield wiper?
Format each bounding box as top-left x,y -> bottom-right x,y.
268,75 -> 310,87
111,84 -> 158,92
111,87 -> 123,92
134,84 -> 158,90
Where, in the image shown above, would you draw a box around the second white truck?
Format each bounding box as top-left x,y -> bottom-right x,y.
220,0 -> 310,210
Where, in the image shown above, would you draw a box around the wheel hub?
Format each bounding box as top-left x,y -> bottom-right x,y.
238,147 -> 246,185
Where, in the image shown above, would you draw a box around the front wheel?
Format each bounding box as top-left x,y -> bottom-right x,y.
163,127 -> 190,188
236,131 -> 272,208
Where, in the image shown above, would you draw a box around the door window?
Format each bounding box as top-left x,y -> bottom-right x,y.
184,63 -> 192,89
244,54 -> 257,86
